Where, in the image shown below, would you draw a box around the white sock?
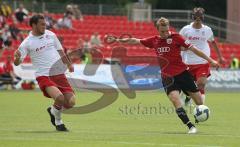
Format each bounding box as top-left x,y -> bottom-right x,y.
51,106 -> 63,125
201,94 -> 206,104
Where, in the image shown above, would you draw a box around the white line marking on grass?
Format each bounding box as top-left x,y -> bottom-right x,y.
0,128 -> 240,139
73,129 -> 240,139
108,141 -> 223,147
0,137 -> 223,147
107,141 -> 156,146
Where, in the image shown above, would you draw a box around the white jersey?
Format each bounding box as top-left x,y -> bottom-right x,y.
179,22 -> 214,65
18,30 -> 66,77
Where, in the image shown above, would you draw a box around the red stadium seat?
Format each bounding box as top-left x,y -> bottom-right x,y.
3,14 -> 239,67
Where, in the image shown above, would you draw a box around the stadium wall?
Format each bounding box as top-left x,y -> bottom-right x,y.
13,64 -> 240,92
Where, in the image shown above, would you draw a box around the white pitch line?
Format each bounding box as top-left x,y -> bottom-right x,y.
0,136 -> 223,147
62,129 -> 240,139
0,128 -> 240,139
108,141 -> 223,147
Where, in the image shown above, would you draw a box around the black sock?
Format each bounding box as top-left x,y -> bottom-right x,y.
176,107 -> 194,129
186,122 -> 194,129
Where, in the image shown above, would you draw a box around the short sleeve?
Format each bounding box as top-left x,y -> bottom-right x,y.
140,36 -> 155,48
53,34 -> 63,50
207,28 -> 215,42
18,40 -> 29,62
179,27 -> 186,38
175,34 -> 193,49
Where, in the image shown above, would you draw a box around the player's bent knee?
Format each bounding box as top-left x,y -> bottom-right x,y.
55,94 -> 65,104
169,96 -> 178,103
68,98 -> 76,107
168,91 -> 177,98
197,83 -> 205,90
195,99 -> 203,105
189,92 -> 203,105
64,97 -> 76,109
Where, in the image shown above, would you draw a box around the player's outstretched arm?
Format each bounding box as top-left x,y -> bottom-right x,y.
189,46 -> 220,69
57,50 -> 74,72
14,50 -> 22,66
210,41 -> 225,64
105,35 -> 141,45
117,38 -> 141,45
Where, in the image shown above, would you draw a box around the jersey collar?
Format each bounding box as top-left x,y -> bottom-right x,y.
191,22 -> 205,29
29,31 -> 45,39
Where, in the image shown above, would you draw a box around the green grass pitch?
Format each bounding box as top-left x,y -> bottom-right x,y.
0,91 -> 239,147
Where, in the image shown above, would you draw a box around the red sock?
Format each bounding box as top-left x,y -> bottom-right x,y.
63,104 -> 73,109
199,89 -> 205,95
53,104 -> 62,110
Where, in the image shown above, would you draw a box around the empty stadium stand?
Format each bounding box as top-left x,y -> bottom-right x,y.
1,13 -> 239,67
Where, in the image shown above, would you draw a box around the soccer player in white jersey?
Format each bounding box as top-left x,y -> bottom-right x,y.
179,7 -> 225,105
14,14 -> 75,131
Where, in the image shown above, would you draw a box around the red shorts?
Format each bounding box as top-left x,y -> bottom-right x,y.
187,63 -> 211,81
36,74 -> 74,98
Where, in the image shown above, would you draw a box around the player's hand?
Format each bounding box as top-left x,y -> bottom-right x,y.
210,59 -> 220,69
68,65 -> 74,72
14,50 -> 21,59
105,35 -> 117,44
13,50 -> 22,66
218,57 -> 226,64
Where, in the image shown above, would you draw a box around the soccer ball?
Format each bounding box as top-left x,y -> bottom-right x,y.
193,105 -> 210,122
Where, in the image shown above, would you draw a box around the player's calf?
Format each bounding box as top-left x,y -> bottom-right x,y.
168,91 -> 197,133
188,92 -> 203,105
48,106 -> 69,132
48,95 -> 69,130
176,107 -> 196,133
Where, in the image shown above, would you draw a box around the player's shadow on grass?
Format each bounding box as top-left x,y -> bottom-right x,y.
137,130 -> 187,135
161,131 -> 190,135
15,130 -> 63,134
195,124 -> 213,126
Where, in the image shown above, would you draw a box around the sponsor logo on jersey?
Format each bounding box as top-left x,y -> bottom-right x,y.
36,45 -> 46,52
166,38 -> 172,44
188,36 -> 200,40
157,47 -> 170,54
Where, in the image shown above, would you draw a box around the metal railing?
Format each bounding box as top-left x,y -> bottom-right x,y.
152,9 -> 240,43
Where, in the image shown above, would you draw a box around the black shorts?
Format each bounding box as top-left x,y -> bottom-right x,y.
162,70 -> 199,95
